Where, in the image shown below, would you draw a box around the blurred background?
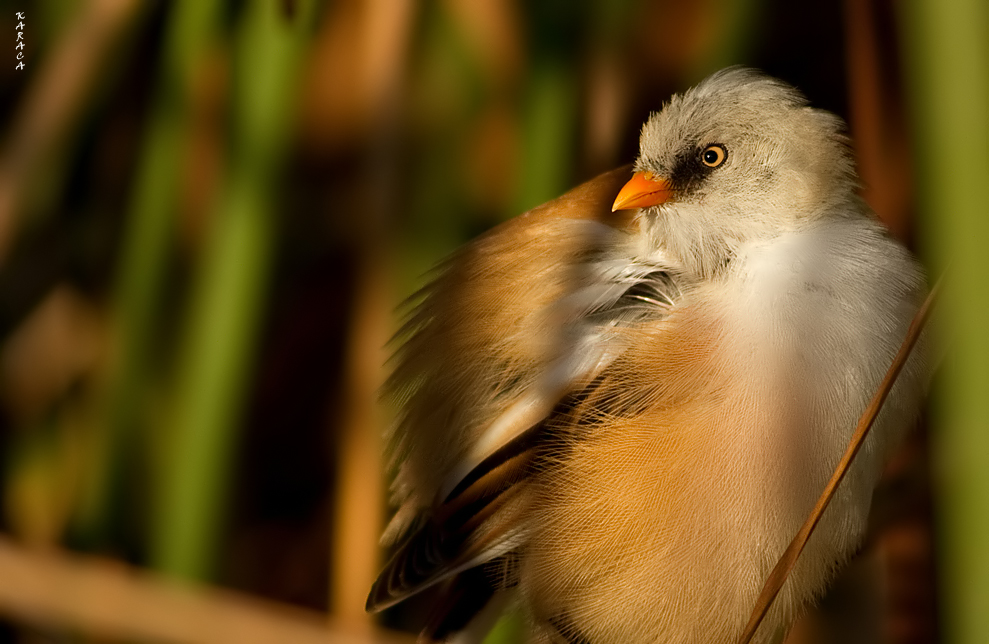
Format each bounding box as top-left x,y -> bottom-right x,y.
0,0 -> 985,642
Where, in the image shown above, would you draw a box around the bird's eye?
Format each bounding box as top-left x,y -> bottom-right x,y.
701,145 -> 727,168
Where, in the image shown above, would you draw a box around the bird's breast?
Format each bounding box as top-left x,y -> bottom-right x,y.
521,224 -> 924,643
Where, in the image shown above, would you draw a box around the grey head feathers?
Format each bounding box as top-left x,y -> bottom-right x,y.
635,67 -> 866,278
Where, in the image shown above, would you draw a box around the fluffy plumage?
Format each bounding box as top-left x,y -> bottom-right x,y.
368,68 -> 929,644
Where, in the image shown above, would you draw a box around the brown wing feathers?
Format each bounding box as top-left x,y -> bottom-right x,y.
366,419 -> 542,611
368,167 -> 684,633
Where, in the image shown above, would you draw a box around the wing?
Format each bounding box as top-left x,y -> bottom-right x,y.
368,166 -> 685,616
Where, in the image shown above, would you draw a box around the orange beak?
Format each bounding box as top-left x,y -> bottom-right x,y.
611,171 -> 673,211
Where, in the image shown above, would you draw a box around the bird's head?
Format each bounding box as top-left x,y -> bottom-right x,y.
614,68 -> 861,278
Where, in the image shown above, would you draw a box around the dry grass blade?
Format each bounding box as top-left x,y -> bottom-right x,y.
736,276 -> 943,644
0,534 -> 414,644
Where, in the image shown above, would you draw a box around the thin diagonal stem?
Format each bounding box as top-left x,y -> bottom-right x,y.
737,275 -> 942,644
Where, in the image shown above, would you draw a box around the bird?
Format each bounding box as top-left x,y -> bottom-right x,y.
366,68 -> 930,644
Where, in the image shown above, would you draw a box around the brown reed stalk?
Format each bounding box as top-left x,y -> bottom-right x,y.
737,277 -> 942,644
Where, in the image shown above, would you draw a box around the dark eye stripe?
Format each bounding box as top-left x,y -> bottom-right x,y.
667,143 -> 726,195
